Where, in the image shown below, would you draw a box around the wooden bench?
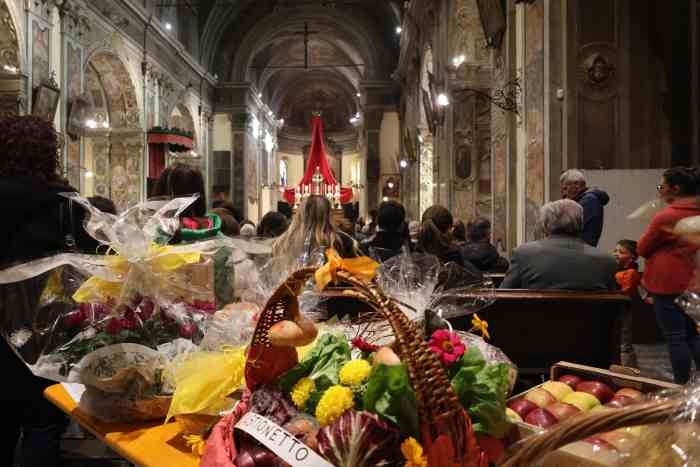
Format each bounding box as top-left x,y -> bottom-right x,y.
449,289 -> 631,379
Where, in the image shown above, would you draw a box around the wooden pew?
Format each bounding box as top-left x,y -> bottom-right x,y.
450,289 -> 631,379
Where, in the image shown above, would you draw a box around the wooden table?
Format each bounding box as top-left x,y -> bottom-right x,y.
45,384 -> 199,467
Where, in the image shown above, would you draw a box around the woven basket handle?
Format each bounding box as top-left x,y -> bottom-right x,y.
501,398 -> 681,466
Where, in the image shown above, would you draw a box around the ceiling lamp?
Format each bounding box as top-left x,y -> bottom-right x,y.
437,93 -> 450,107
395,26 -> 402,35
165,22 -> 172,31
400,160 -> 408,169
452,55 -> 466,67
257,92 -> 262,98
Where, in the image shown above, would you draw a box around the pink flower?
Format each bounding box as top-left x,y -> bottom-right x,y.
428,329 -> 466,366
351,337 -> 379,353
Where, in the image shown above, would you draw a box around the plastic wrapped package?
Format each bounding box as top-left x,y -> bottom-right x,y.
0,195 -> 256,384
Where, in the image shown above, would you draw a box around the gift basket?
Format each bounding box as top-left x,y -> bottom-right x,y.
0,194 -> 260,422
500,378 -> 700,467
199,251 -> 515,467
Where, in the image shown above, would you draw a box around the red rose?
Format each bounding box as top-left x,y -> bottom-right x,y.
63,308 -> 87,327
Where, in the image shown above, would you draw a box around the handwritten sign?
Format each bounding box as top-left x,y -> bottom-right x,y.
235,412 -> 333,467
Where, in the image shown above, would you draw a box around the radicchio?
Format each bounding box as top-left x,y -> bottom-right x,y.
317,410 -> 401,467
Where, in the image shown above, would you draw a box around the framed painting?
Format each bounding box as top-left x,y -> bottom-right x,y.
32,73 -> 60,122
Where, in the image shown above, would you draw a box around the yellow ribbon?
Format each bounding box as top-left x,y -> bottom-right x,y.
72,244 -> 202,303
314,248 -> 379,291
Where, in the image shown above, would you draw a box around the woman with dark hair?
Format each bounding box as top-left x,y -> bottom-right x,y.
0,116 -> 71,467
360,200 -> 411,261
461,217 -> 509,273
452,221 -> 467,246
257,211 -> 289,238
418,205 -> 464,266
152,163 -> 221,242
638,167 -> 700,384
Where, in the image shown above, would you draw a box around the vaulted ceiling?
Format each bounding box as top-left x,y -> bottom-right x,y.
198,0 -> 402,133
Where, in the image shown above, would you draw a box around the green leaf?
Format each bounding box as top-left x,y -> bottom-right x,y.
363,364 -> 419,439
277,334 -> 351,392
451,347 -> 511,438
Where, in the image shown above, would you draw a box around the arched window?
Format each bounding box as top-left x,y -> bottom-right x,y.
279,158 -> 288,187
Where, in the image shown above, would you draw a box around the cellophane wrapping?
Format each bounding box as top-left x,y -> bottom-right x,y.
0,194 -> 270,421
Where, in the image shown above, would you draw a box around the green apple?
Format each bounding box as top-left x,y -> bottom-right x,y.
524,388 -> 557,408
562,391 -> 601,411
541,381 -> 574,401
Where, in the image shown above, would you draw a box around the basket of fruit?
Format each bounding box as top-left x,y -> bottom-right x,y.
200,255 -> 514,467
502,363 -> 681,466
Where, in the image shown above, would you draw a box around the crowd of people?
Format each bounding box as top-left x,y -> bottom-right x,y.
1,115 -> 700,465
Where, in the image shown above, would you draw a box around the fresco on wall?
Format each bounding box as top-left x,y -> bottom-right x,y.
67,42 -> 82,100
32,20 -> 49,88
0,1 -> 19,70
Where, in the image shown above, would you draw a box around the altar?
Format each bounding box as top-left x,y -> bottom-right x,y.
282,115 -> 354,220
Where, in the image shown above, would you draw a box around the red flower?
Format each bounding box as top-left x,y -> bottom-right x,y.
63,308 -> 87,327
428,329 -> 466,366
351,337 -> 379,353
106,318 -> 123,336
179,322 -> 197,338
193,300 -> 216,313
137,299 -> 155,321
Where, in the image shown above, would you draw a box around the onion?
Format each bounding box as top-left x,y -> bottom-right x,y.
269,320 -> 317,347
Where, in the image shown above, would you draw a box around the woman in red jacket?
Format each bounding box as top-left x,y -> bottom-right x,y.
638,167 -> 700,383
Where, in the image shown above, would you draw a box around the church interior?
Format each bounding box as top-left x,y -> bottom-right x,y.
0,0 -> 695,249
1,0 -> 700,466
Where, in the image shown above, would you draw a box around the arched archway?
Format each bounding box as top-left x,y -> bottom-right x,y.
69,51 -> 142,211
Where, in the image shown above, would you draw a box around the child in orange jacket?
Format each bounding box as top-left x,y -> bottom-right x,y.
613,240 -> 642,368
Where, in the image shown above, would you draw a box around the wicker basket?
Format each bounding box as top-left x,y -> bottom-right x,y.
240,266 -> 485,467
501,398 -> 683,466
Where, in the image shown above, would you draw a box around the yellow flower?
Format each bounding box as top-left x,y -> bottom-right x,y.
401,437 -> 427,467
339,359 -> 371,386
315,385 -> 354,427
184,434 -> 206,457
291,377 -> 316,409
471,313 -> 490,340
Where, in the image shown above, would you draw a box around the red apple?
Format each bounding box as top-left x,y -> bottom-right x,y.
524,408 -> 558,428
507,398 -> 539,419
545,402 -> 581,421
558,374 -> 582,388
524,388 -> 557,408
575,381 -> 615,404
597,431 -> 637,453
615,387 -> 643,400
605,395 -> 635,408
585,436 -> 617,451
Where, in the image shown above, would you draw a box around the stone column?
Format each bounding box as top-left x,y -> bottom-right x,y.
364,109 -> 383,211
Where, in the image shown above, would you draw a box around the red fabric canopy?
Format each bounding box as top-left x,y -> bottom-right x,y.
147,132 -> 194,149
283,116 -> 353,204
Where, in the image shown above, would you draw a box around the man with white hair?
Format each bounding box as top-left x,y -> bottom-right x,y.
560,169 -> 610,247
500,199 -> 618,290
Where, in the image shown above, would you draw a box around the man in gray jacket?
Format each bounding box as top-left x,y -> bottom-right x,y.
500,199 -> 618,290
